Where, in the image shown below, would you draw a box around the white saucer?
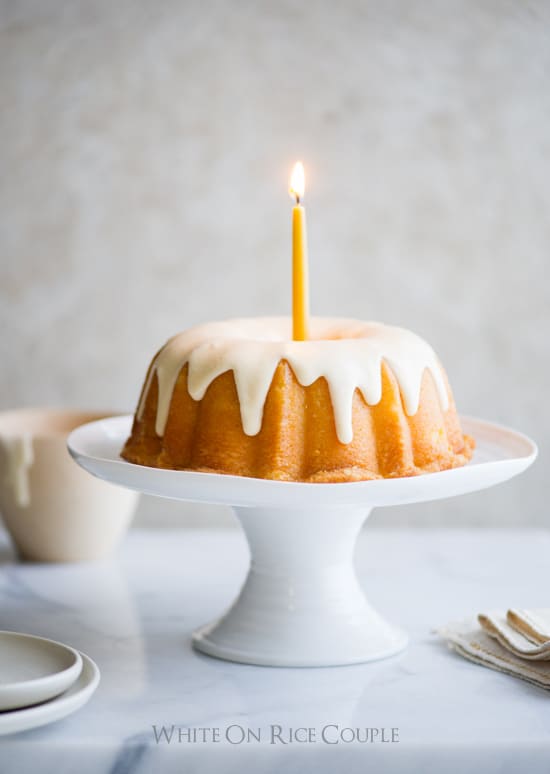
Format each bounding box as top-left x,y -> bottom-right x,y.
0,631 -> 82,711
0,652 -> 100,736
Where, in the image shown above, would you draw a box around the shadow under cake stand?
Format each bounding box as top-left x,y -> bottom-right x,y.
68,416 -> 536,668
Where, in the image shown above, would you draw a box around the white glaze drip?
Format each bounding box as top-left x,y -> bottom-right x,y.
137,317 -> 449,445
0,435 -> 34,507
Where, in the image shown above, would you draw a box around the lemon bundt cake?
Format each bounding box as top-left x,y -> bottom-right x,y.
121,317 -> 474,482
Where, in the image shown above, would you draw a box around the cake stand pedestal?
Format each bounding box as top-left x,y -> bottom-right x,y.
194,505 -> 405,666
68,416 -> 536,667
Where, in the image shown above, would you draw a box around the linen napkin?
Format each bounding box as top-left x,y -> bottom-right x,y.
437,611 -> 550,691
478,609 -> 550,661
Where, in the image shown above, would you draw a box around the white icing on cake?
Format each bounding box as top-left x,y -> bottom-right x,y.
137,317 -> 449,445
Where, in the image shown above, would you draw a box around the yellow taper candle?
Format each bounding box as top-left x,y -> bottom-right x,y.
289,161 -> 309,341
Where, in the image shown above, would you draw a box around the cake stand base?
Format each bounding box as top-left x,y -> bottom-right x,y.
192,506 -> 407,666
68,415 -> 537,668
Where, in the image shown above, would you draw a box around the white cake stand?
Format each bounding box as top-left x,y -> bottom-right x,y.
68,416 -> 536,667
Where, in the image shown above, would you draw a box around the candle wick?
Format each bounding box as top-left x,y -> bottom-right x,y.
295,194 -> 300,205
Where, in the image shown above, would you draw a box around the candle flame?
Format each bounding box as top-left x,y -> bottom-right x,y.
289,161 -> 305,203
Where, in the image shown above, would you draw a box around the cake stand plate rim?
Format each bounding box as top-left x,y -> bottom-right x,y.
67,414 -> 537,508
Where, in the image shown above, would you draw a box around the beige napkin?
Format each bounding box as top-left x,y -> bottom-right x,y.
437,610 -> 550,691
478,609 -> 550,661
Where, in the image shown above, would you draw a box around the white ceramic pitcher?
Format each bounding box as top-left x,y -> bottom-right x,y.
0,409 -> 138,562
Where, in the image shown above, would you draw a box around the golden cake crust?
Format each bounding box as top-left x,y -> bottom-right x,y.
122,358 -> 474,482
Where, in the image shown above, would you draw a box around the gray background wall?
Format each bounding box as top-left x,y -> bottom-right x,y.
1,0 -> 548,527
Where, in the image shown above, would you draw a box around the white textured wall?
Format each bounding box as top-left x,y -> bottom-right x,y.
1,0 -> 548,526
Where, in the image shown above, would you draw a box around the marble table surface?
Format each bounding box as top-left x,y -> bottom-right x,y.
1,525 -> 550,773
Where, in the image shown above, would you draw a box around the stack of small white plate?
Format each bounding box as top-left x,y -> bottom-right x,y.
0,631 -> 100,735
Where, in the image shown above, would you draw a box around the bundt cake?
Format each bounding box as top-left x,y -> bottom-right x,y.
121,317 -> 474,482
